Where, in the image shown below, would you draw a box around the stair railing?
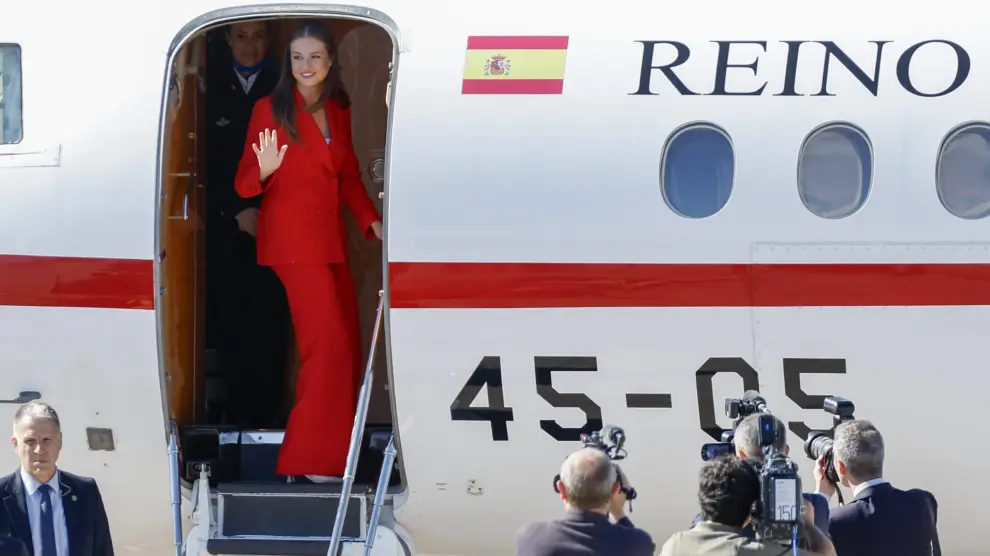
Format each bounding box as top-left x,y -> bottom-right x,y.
364,434 -> 398,555
327,291 -> 385,556
167,421 -> 183,556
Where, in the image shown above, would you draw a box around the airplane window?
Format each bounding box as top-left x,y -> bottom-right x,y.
797,123 -> 872,219
661,123 -> 735,218
936,123 -> 990,220
0,44 -> 22,145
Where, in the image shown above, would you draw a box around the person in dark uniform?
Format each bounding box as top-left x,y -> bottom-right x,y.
516,448 -> 655,556
814,420 -> 940,556
205,19 -> 290,428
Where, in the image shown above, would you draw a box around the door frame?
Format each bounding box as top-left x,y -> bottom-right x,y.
152,3 -> 404,453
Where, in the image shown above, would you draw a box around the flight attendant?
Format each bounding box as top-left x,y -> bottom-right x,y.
234,19 -> 382,482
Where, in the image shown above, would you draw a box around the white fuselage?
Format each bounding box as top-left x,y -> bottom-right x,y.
0,1 -> 983,554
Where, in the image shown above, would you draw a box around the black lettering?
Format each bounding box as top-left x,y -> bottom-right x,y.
695,357 -> 760,441
534,356 -> 604,441
630,40 -> 699,96
774,41 -> 809,96
625,393 -> 673,409
896,39 -> 970,97
710,41 -> 767,96
815,41 -> 890,97
783,358 -> 847,440
449,356 -> 514,441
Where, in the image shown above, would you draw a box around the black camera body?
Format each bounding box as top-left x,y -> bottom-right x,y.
748,414 -> 803,544
552,425 -> 638,509
700,391 -> 771,462
698,392 -> 803,545
581,425 -> 629,461
803,396 -> 856,484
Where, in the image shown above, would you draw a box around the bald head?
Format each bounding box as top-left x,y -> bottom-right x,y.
559,448 -> 616,511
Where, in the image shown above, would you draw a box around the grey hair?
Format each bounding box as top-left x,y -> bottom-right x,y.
12,401 -> 61,434
559,448 -> 616,511
833,420 -> 884,480
734,413 -> 787,459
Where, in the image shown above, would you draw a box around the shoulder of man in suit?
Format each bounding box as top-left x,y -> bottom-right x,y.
59,469 -> 98,488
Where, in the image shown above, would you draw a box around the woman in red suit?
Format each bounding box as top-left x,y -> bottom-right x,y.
234,19 -> 382,482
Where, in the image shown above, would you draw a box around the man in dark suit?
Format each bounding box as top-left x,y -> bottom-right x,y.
0,536 -> 28,556
515,448 -> 655,556
690,413 -> 831,536
0,402 -> 113,556
205,19 -> 291,428
814,420 -> 939,556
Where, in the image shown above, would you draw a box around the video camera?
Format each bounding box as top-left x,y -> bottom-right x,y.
552,425 -> 638,511
698,391 -> 804,545
803,396 -> 856,504
700,390 -> 771,462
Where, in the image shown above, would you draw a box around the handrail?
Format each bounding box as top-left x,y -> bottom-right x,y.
167,422 -> 183,556
364,434 -> 397,555
327,292 -> 385,556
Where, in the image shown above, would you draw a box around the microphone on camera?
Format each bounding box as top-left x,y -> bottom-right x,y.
743,390 -> 770,413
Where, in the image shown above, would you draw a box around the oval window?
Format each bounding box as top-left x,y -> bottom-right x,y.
797,124 -> 873,219
661,124 -> 735,219
936,123 -> 990,220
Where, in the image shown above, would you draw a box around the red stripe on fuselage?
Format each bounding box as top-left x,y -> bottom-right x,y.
4,255 -> 990,310
387,262 -> 990,309
0,255 -> 155,310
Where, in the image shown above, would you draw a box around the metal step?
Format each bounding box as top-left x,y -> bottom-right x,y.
179,425 -> 402,486
206,538 -> 343,555
217,483 -> 365,539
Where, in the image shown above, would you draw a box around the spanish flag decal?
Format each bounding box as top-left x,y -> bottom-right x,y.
462,36 -> 569,94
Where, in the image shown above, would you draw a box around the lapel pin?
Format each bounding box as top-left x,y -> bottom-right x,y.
71,495 -> 77,502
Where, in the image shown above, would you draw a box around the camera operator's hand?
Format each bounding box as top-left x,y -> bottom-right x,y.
814,455 -> 837,499
608,465 -> 631,520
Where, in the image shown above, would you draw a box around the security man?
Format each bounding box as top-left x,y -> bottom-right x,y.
204,19 -> 290,428
691,413 -> 831,535
661,455 -> 836,556
515,447 -> 655,556
814,420 -> 940,556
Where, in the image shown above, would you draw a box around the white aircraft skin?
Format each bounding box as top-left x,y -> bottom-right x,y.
0,0 -> 984,554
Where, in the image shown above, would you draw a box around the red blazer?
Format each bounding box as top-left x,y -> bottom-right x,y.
234,90 -> 381,266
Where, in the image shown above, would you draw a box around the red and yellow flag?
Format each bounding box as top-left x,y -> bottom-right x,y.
461,36 -> 569,95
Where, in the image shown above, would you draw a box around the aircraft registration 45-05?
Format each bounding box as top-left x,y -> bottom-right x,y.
0,0 -> 986,554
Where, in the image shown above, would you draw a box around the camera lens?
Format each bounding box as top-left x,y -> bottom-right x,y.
803,431 -> 833,460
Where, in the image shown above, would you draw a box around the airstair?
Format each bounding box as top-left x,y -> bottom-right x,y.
169,294 -> 411,556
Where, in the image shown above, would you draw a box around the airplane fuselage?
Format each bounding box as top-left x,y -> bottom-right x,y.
0,1 -> 983,554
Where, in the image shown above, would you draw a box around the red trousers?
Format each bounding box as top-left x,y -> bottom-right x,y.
271,263 -> 362,477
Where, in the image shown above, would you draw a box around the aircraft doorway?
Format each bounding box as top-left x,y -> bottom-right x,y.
156,10 -> 403,554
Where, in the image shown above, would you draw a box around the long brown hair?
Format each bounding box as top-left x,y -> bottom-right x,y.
270,19 -> 351,142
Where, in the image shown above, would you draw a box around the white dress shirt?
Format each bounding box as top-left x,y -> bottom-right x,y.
20,466 -> 69,556
235,68 -> 259,95
852,477 -> 888,498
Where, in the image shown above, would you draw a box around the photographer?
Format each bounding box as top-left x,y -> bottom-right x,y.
515,447 -> 655,556
692,414 -> 831,535
813,420 -> 940,556
661,455 -> 836,556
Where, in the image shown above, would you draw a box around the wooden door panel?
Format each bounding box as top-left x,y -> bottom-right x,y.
160,38 -> 207,425
337,23 -> 392,424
